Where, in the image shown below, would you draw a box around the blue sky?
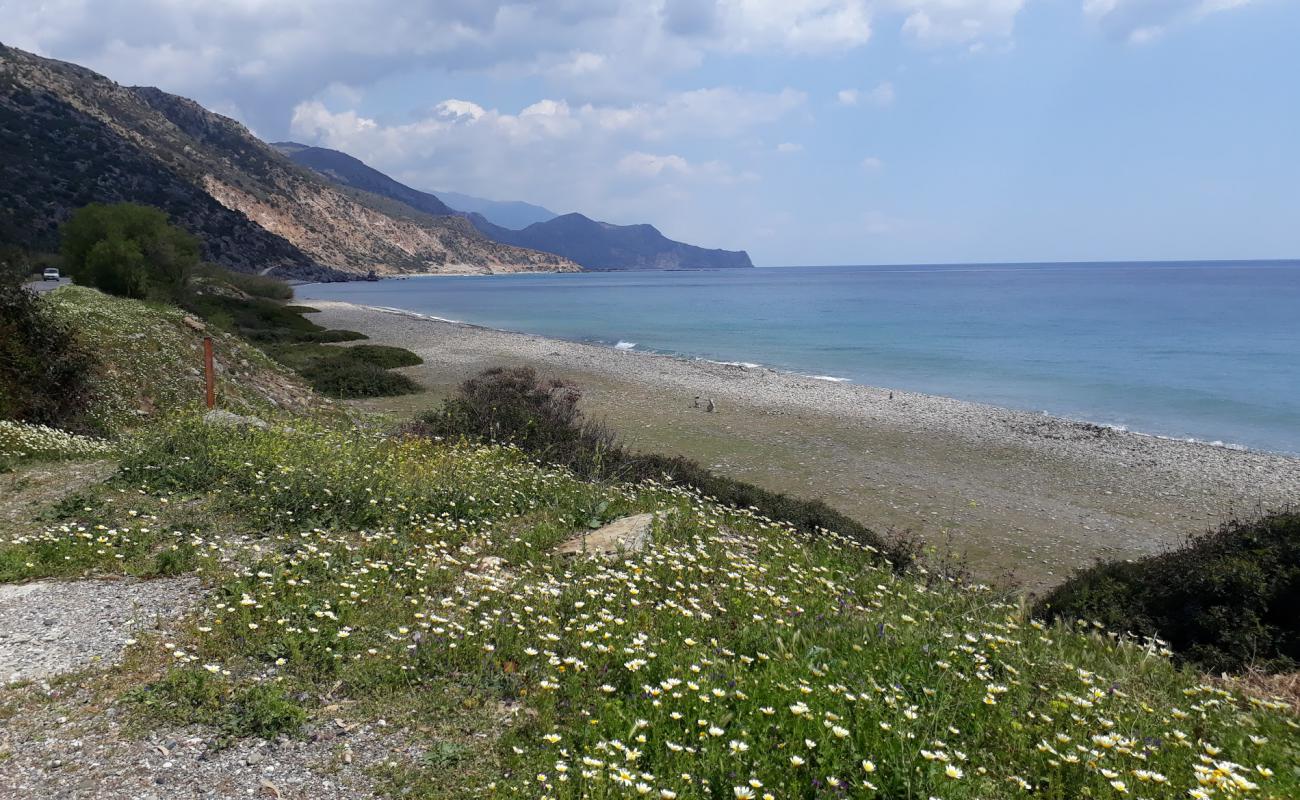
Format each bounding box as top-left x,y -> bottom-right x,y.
5,0 -> 1297,265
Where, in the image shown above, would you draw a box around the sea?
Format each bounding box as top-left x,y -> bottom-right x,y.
298,261 -> 1300,456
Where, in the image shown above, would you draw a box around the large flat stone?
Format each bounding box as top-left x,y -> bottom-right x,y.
556,513 -> 656,557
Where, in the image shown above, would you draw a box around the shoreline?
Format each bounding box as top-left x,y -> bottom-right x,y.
305,298 -> 1300,591
345,302 -> 1290,458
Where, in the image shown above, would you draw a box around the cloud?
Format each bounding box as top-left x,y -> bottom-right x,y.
288,87 -> 787,240
892,0 -> 1026,45
838,81 -> 895,107
776,141 -> 804,153
1083,0 -> 1257,43
861,156 -> 885,170
1,1 -> 1029,135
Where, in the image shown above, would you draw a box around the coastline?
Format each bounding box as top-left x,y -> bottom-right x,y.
305,298 -> 1300,591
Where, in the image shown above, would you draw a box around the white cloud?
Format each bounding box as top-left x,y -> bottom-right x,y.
1,0 -> 1031,135
289,87 -> 787,241
776,141 -> 804,153
893,0 -> 1026,45
618,151 -> 694,177
838,81 -> 895,107
861,156 -> 885,170
1083,0 -> 1257,43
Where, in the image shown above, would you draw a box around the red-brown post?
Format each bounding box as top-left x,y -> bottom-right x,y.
203,335 -> 215,409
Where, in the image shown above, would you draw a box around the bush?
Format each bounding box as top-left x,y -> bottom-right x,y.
414,367 -> 914,568
0,283 -> 97,430
300,358 -> 422,399
1036,511 -> 1300,673
192,263 -> 293,300
129,669 -> 306,743
340,344 -> 422,369
61,203 -> 199,301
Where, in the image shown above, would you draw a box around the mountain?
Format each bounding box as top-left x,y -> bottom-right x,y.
276,142 -> 752,270
0,44 -> 577,279
271,142 -> 456,218
434,190 -> 557,230
468,213 -> 753,270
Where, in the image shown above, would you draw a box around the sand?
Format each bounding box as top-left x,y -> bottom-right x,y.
305,299 -> 1300,592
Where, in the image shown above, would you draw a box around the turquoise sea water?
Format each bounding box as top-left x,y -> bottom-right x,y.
299,262 -> 1300,455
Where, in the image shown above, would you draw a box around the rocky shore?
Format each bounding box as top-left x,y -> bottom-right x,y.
306,299 -> 1300,590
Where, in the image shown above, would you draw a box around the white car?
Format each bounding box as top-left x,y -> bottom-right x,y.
42,268 -> 60,281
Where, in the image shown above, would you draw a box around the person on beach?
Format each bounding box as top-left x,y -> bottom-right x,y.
705,398 -> 715,413
693,396 -> 701,409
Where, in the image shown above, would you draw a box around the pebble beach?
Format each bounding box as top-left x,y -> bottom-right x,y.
308,299 -> 1300,590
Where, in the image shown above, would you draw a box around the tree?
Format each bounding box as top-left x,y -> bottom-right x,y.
61,203 -> 199,300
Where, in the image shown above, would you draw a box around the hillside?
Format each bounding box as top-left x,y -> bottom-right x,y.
434,189 -> 558,229
471,210 -> 755,270
271,141 -> 456,217
0,286 -> 1296,799
0,44 -> 578,278
275,142 -> 753,270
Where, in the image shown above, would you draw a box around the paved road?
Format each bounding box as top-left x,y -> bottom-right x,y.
22,277 -> 70,295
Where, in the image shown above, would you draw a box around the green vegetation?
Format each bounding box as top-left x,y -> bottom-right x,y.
37,286 -> 318,433
61,203 -> 199,301
128,669 -> 306,744
181,272 -> 419,399
1038,512 -> 1300,673
1,286 -> 1296,799
1,412 -> 1295,798
193,263 -> 293,300
0,283 -> 96,432
416,366 -> 917,569
0,420 -> 113,473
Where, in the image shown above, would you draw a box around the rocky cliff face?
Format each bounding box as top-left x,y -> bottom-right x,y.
0,44 -> 578,278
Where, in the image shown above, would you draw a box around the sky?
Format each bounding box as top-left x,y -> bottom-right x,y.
4,0 -> 1297,266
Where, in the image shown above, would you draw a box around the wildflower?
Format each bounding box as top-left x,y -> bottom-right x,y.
945,765 -> 963,779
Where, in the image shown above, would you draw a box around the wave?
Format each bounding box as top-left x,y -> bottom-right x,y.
614,340 -> 637,350
808,375 -> 851,383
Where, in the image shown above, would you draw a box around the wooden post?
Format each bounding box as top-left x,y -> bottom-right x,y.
203,335 -> 215,409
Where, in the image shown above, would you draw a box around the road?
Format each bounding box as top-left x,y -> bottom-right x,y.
22,277 -> 71,295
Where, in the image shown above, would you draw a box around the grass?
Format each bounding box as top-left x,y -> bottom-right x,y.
184,290 -> 421,399
1,413 -> 1294,799
0,420 -> 114,472
39,286 -> 319,432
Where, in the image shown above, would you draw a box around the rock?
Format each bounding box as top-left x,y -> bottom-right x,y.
555,513 -> 659,558
182,316 -> 207,332
202,409 -> 268,429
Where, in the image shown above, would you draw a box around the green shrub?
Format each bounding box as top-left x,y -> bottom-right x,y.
1036,511 -> 1300,673
415,367 -> 914,568
299,358 -> 422,399
0,284 -> 97,430
61,203 -> 199,301
302,328 -> 367,343
340,344 -> 422,369
129,669 -> 306,742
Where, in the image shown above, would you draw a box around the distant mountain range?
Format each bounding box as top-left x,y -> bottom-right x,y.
466,213 -> 754,271
0,43 -> 577,279
276,143 -> 753,270
1,42 -> 751,278
433,190 -> 557,230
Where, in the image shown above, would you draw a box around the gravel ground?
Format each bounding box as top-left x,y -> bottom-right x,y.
0,697 -> 399,800
0,577 -> 201,685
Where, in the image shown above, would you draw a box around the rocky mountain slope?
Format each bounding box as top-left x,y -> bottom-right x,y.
432,189 -> 557,230
276,142 -> 752,270
470,212 -> 754,270
0,44 -> 577,278
271,142 -> 456,218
